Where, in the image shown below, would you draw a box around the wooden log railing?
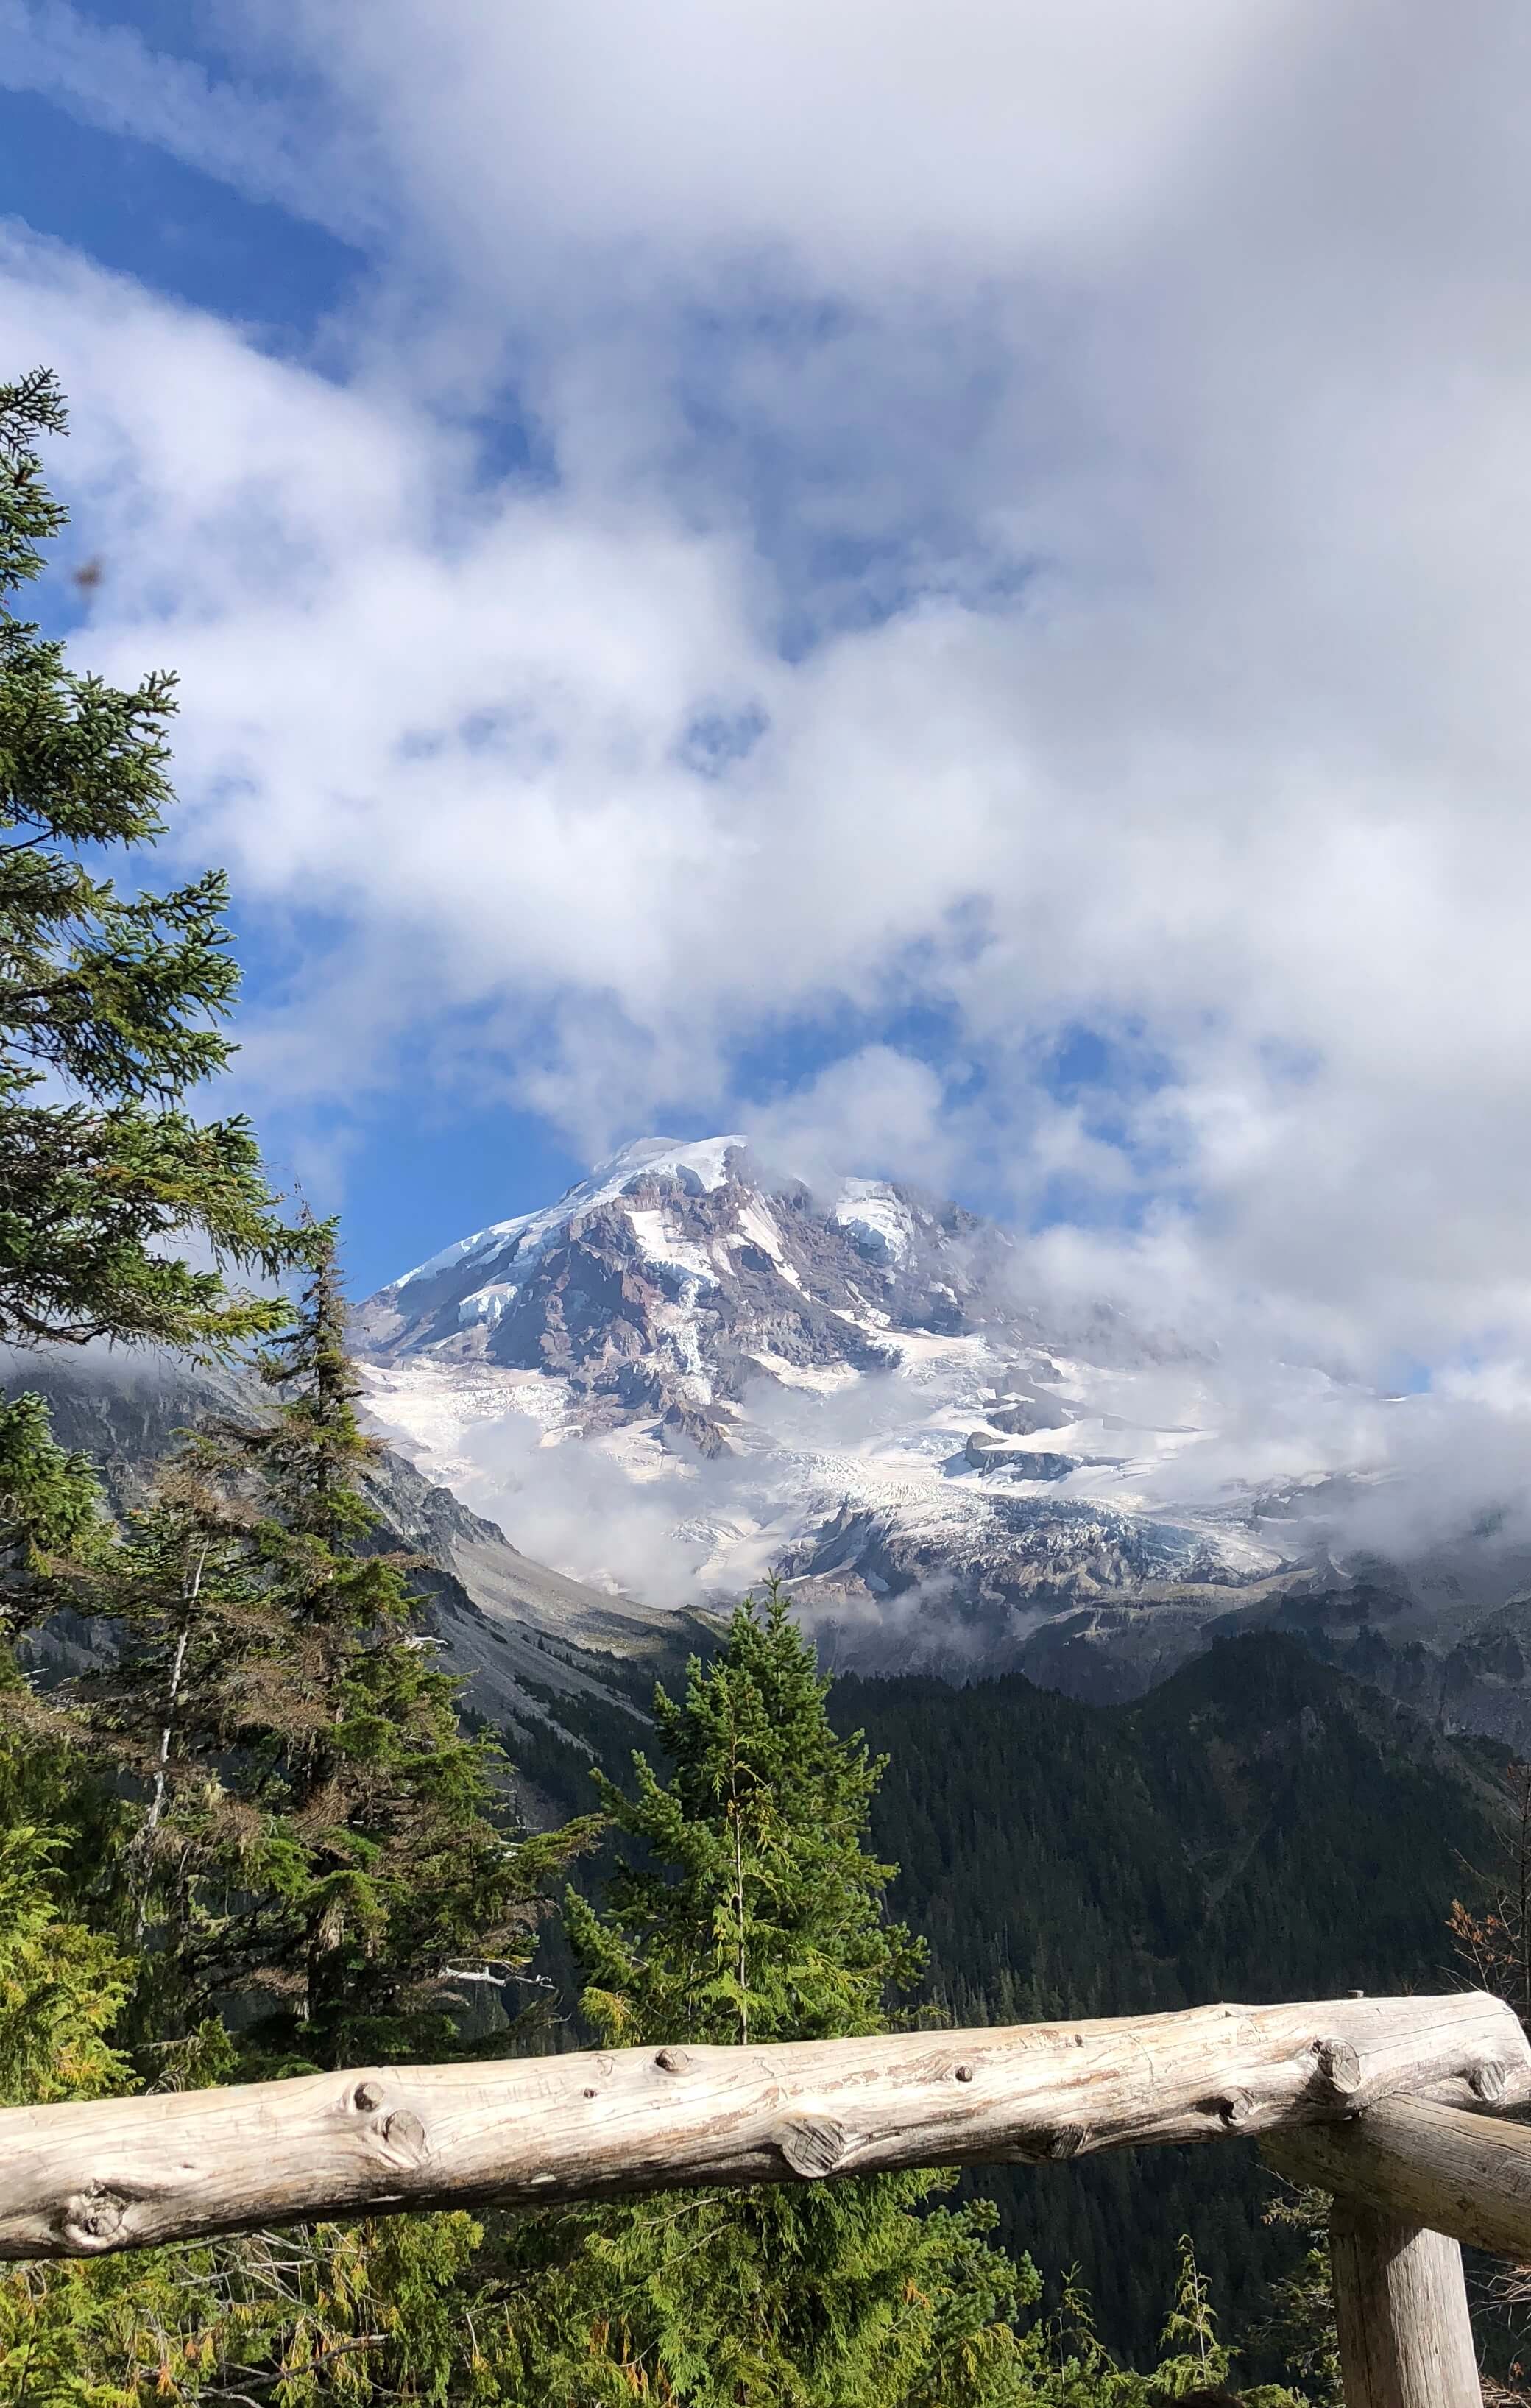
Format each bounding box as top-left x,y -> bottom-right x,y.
1,1992 -> 1530,2407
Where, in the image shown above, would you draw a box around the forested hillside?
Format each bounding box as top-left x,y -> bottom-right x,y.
510,1631 -> 1507,2360
842,1639 -> 1507,2356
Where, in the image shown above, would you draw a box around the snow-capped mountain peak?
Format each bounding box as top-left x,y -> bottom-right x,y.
353,1136 -> 1328,1674
357,1134 -> 992,1435
394,1134 -> 750,1293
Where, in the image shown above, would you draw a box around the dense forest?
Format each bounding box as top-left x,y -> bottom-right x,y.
842,1645 -> 1509,2356
509,1625 -> 1510,2365
0,364 -> 1521,2402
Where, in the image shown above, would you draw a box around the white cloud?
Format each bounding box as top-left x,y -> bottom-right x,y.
0,1 -> 383,244
749,1051 -> 957,1201
273,0 -> 1309,286
4,0 -> 1531,1417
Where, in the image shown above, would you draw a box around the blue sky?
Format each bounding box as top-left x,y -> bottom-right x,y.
4,0 -> 1531,1383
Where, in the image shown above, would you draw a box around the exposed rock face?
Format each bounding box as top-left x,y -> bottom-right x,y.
963,1431 -> 1079,1477
983,1394 -> 1074,1436
354,1137 -> 1000,1433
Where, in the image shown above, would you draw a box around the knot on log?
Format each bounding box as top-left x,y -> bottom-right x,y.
1043,2123 -> 1089,2161
1312,2037 -> 1362,2099
353,2080 -> 385,2114
1471,2061 -> 1508,2104
380,2109 -> 428,2167
1215,2090 -> 1254,2128
59,2186 -> 130,2253
654,2049 -> 689,2075
954,2063 -> 975,2083
774,2116 -> 851,2178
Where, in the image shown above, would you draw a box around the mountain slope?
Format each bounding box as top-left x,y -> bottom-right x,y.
4,1346 -> 687,1739
840,1634 -> 1510,2359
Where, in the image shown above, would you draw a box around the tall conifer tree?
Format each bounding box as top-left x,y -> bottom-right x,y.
0,364 -> 314,1639
66,1229 -> 581,2070
499,1587 -> 1036,2408
0,368 -> 307,1360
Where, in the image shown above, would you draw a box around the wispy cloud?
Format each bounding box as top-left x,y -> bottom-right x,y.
3,0 -> 1531,1408
0,0 -> 386,244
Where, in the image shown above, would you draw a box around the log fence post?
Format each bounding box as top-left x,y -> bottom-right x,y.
1329,2200 -> 1481,2408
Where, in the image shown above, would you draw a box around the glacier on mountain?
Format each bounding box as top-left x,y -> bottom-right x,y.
353,1134 -> 1360,1673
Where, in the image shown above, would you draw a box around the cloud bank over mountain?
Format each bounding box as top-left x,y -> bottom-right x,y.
1,0 -> 1529,1402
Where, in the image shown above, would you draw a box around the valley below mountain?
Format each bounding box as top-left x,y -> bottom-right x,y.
2,1345 -> 690,1767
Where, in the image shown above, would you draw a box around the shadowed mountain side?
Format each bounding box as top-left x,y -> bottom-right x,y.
1008,1575 -> 1531,1756
1,1348 -> 696,1733
830,1634 -> 1511,2362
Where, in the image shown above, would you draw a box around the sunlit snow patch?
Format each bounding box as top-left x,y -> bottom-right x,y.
833,1180 -> 918,1265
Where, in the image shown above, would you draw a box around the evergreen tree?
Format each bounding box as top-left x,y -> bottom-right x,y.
568,1579 -> 924,2048
0,361 -> 585,2402
498,1587 -> 1037,2407
62,1229 -> 581,2071
1256,2193 -> 1341,2408
1150,2239 -> 1235,2399
0,1790 -> 130,2107
0,367 -> 308,1359
0,1389 -> 108,1610
0,1239 -> 593,2401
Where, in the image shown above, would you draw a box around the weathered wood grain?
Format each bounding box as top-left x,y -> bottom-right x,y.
1266,2093 -> 1531,2262
0,1991 -> 1523,2259
1328,2202 -> 1481,2408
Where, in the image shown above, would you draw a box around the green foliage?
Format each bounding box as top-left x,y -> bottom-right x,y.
0,1814 -> 130,2107
0,1671 -> 507,2407
0,2211 -> 492,2406
568,1583 -> 924,2049
499,1587 -> 1040,2407
57,1230 -> 583,2072
0,1388 -> 110,1634
1256,2192 -> 1341,2408
0,1561 -> 1342,2407
0,367 -> 310,1355
1151,2237 -> 1234,2398
0,1653 -> 132,2105
492,2184 -> 1040,2408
